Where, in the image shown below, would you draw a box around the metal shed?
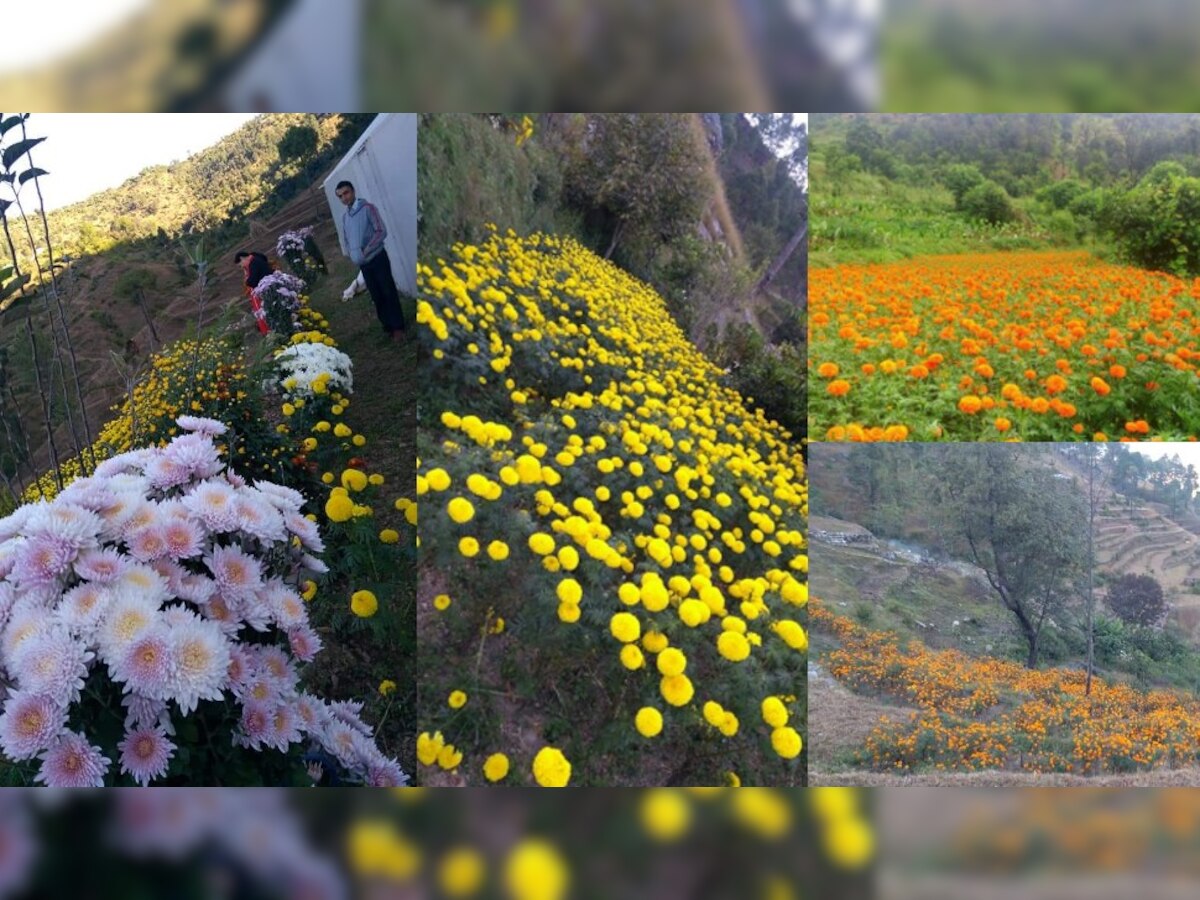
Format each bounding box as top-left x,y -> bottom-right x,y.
322,113 -> 417,295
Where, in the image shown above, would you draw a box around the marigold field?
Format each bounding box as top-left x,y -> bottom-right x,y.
813,599 -> 1200,776
809,251 -> 1200,441
417,229 -> 808,786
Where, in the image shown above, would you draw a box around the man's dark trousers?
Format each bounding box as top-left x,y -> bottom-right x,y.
361,249 -> 407,333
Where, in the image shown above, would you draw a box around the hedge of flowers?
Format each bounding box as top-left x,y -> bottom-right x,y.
416,229 -> 808,785
276,227 -> 326,283
2,283 -> 414,785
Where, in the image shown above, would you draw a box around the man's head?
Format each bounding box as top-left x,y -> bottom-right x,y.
335,180 -> 356,207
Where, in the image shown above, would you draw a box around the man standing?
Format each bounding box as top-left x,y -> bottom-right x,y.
335,180 -> 407,341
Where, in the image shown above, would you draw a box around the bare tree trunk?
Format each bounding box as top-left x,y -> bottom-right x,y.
755,221 -> 807,294
1085,451 -> 1098,696
136,287 -> 161,349
604,220 -> 625,260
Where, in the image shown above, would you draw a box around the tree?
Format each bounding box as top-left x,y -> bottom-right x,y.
961,180 -> 1015,224
1107,574 -> 1167,627
277,123 -> 318,166
941,163 -> 985,208
937,445 -> 1087,668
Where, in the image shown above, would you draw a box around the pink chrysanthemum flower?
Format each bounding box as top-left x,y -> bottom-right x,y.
199,592 -> 241,636
122,693 -> 170,732
175,415 -> 227,436
160,519 -> 204,560
11,534 -> 77,588
238,700 -> 271,751
176,574 -> 217,605
0,505 -> 33,543
0,691 -> 66,760
13,628 -> 93,706
0,696 -> 66,763
320,721 -> 360,769
144,456 -> 192,491
57,478 -> 118,513
127,525 -> 169,563
364,754 -> 410,787
283,513 -> 324,553
73,547 -> 130,583
255,645 -> 297,687
119,501 -> 160,540
2,607 -> 50,672
168,619 -> 230,715
118,725 -> 176,786
163,433 -> 223,480
182,482 -> 239,532
294,693 -> 327,734
112,628 -> 174,699
287,626 -> 322,663
60,582 -> 112,637
225,644 -> 253,690
109,563 -> 169,607
35,731 -> 110,787
0,539 -> 21,580
204,545 -> 263,600
325,699 -> 371,735
264,702 -> 303,752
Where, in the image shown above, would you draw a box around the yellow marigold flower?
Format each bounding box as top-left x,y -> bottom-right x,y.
617,583 -> 640,606
656,647 -> 686,678
426,468 -> 451,491
609,612 -> 641,643
557,546 -> 579,570
334,423 -> 353,438
302,437 -> 318,452
321,472 -> 334,484
281,403 -> 295,416
352,434 -> 367,447
380,528 -> 400,544
448,690 -> 467,709
557,603 -> 580,624
762,696 -> 789,728
531,746 -> 571,787
350,590 -> 378,618
660,674 -> 694,707
824,818 -> 874,869
301,580 -> 317,601
325,494 -> 354,522
459,537 -> 480,558
642,630 -> 669,654
417,731 -> 444,766
635,706 -> 663,737
447,497 -> 475,524
619,643 -> 644,670
641,789 -> 692,842
717,630 -> 751,662
487,540 -> 509,561
556,578 -> 582,605
378,679 -> 397,696
703,701 -> 725,727
678,598 -> 709,627
528,532 -> 555,555
503,839 -> 570,900
438,846 -> 486,897
438,744 -> 463,770
483,753 -> 510,782
771,726 -> 803,759
341,469 -> 368,492
434,593 -> 452,611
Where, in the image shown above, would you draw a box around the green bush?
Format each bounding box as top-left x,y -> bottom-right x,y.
1108,167 -> 1200,276
961,180 -> 1015,225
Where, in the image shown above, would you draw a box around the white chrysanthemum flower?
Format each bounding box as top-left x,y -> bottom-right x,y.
0,537 -> 23,580
10,533 -> 77,588
24,503 -> 103,549
96,591 -> 162,665
60,582 -> 113,638
144,456 -> 193,491
263,701 -> 303,753
176,574 -> 217,605
127,525 -> 170,563
35,730 -> 110,787
294,692 -> 328,734
234,494 -> 287,544
12,627 -> 94,706
118,724 -> 176,786
183,481 -> 240,533
252,482 -> 306,514
204,544 -> 264,601
274,343 -> 353,397
1,605 -> 51,672
109,564 -> 170,607
122,693 -> 171,732
56,478 -> 118,513
167,618 -> 231,715
0,691 -> 67,760
261,581 -> 307,630
163,433 -> 224,481
119,500 -> 160,541
286,625 -> 321,662
175,415 -> 227,436
0,504 -> 33,543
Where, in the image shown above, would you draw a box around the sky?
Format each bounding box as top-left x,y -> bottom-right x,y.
13,114 -> 261,212
1126,442 -> 1200,473
0,0 -> 151,74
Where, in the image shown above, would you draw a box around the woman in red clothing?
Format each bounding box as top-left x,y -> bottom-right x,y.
235,250 -> 273,334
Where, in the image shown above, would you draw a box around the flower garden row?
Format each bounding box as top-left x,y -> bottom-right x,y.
417,229 -> 809,786
809,250 -> 1200,441
0,269 -> 414,785
813,599 -> 1200,775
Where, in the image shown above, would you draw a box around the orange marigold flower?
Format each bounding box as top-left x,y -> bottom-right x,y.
826,425 -> 847,441
1090,377 -> 1111,396
826,379 -> 851,397
1109,364 -> 1126,379
1045,374 -> 1067,394
1024,368 -> 1038,381
1031,397 -> 1051,414
958,396 -> 983,414
1000,383 -> 1021,401
1093,432 -> 1108,442
861,363 -> 876,375
908,365 -> 930,379
880,360 -> 898,374
994,417 -> 1012,433
817,362 -> 839,378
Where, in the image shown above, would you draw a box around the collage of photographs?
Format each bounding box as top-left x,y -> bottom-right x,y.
6,106 -> 1200,895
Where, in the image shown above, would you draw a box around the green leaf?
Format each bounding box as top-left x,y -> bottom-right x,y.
16,167 -> 46,185
0,114 -> 27,138
1,136 -> 45,170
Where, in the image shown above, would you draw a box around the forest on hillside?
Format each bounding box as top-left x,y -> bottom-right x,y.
812,113 -> 1200,276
